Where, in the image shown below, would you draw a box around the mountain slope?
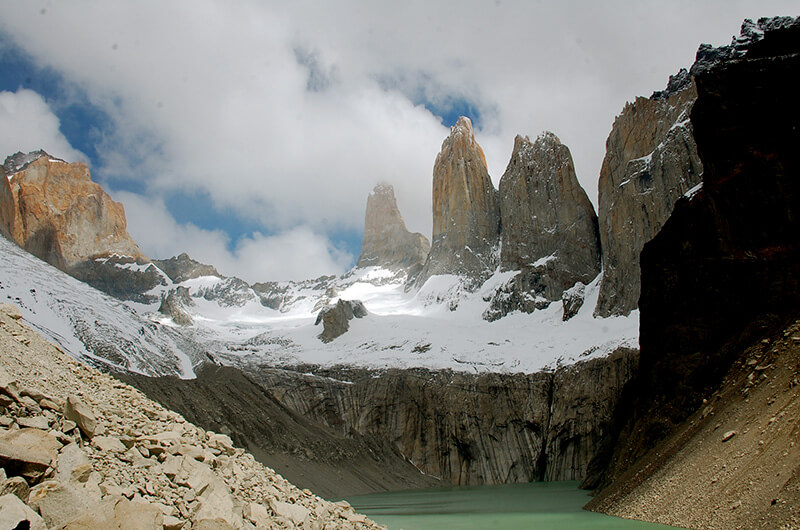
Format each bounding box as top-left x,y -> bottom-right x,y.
0,235 -> 206,378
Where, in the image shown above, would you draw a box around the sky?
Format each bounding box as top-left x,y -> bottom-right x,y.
0,1 -> 795,282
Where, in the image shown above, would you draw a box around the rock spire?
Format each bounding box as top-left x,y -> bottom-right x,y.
355,183 -> 430,274
416,116 -> 500,287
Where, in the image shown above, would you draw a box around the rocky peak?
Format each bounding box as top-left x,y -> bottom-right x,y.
416,116 -> 501,288
594,73 -> 703,317
355,183 -> 430,274
152,253 -> 221,283
0,152 -> 145,271
1,150 -> 58,178
484,132 -> 600,321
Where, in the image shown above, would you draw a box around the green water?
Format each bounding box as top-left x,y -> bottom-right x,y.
347,481 -> 679,530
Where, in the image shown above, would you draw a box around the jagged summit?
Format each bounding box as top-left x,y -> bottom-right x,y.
153,252 -> 222,283
416,115 -> 500,289
355,183 -> 429,274
1,149 -> 62,177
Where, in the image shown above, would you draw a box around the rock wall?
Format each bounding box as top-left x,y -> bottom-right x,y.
355,183 -> 430,276
254,348 -> 638,487
485,133 -> 600,320
499,132 -> 600,287
416,117 -> 500,288
589,16 -> 800,491
594,71 -> 703,317
0,152 -> 144,269
0,152 -> 166,303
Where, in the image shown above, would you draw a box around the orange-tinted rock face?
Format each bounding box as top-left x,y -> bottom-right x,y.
0,153 -> 144,270
417,117 -> 500,287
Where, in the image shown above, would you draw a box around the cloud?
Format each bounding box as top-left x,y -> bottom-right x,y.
0,0 -> 796,272
115,190 -> 353,282
0,88 -> 85,163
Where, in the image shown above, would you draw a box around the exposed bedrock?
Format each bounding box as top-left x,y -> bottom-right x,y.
498,133 -> 600,297
355,183 -> 430,276
253,347 -> 638,488
416,117 -> 501,289
588,16 -> 800,491
594,71 -> 703,317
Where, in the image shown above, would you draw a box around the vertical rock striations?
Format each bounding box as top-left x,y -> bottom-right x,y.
594,70 -> 703,317
254,348 -> 638,488
416,117 -> 500,288
355,183 -> 430,276
486,133 -> 600,320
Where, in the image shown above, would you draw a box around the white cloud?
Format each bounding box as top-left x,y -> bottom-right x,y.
0,1 -> 796,273
115,190 -> 352,282
0,88 -> 85,164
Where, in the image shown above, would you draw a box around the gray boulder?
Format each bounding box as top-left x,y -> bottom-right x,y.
562,282 -> 586,321
315,299 -> 368,343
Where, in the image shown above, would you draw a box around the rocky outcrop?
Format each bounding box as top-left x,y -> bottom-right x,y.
158,287 -> 194,326
254,347 -> 638,487
0,151 -> 166,303
561,282 -> 585,321
0,303 -> 381,528
588,14 -> 800,498
499,133 -> 600,291
314,299 -> 368,343
484,133 -> 601,320
0,151 -> 145,269
416,117 -> 500,289
594,71 -> 703,317
153,253 -> 221,283
356,183 -> 430,276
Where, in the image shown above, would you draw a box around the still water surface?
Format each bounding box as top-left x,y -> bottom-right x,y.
347,481 -> 679,530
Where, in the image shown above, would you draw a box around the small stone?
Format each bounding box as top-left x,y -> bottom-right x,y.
0,476 -> 30,500
17,415 -> 50,430
270,499 -> 310,525
163,514 -> 187,530
91,435 -> 126,453
721,430 -> 737,442
63,395 -> 97,439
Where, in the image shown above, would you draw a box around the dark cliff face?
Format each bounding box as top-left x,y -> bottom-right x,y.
589,17 -> 800,490
254,348 -> 638,488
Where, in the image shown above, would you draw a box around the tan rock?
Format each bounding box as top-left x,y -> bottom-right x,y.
27,480 -> 100,528
0,153 -> 144,270
269,499 -> 310,526
16,415 -> 49,430
196,482 -> 242,528
0,476 -> 29,500
56,442 -> 91,483
356,183 -> 430,273
0,493 -> 47,530
113,497 -> 164,529
243,502 -> 272,527
92,435 -> 127,453
63,395 -> 97,438
417,116 -> 501,288
0,427 -> 61,481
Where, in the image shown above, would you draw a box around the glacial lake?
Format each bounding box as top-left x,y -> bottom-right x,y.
347,481 -> 679,530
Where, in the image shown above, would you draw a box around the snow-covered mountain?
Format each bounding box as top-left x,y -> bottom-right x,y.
0,235 -> 207,378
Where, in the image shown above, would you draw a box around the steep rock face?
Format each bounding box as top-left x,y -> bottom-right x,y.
152,253 -> 220,283
416,117 -> 500,288
486,133 -> 600,320
594,72 -> 703,317
0,152 -> 165,302
589,16 -> 800,492
499,133 -> 600,286
314,299 -> 368,343
255,348 -> 637,487
0,152 -> 144,269
355,183 -> 430,276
